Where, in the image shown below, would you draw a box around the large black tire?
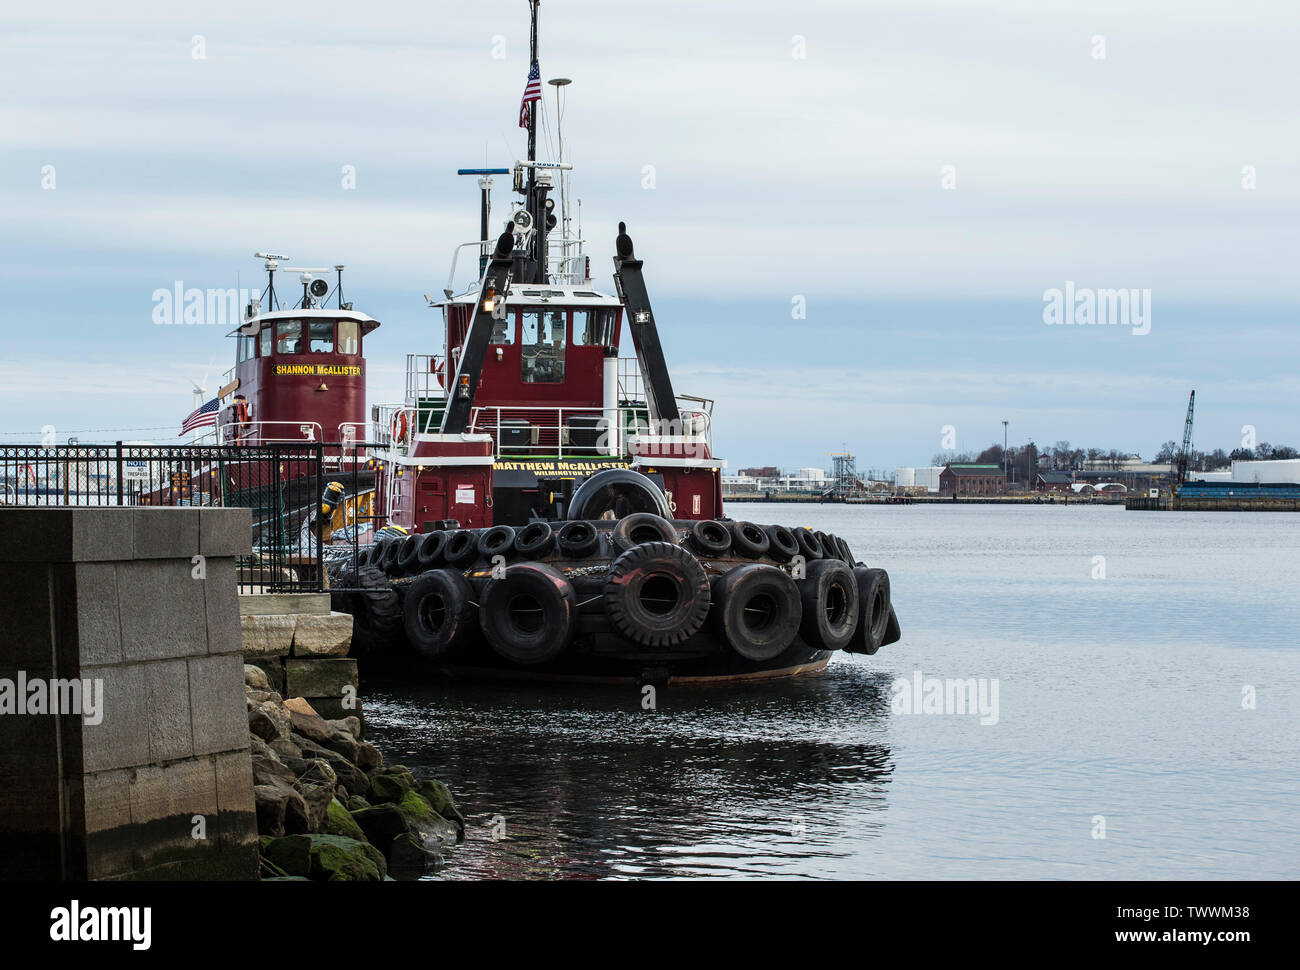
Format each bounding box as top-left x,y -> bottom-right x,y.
729,521 -> 771,559
402,569 -> 478,659
604,541 -> 711,648
568,468 -> 671,520
479,562 -> 577,665
351,565 -> 402,653
611,512 -> 677,551
882,604 -> 902,646
514,521 -> 555,559
846,566 -> 890,655
711,563 -> 802,662
556,520 -> 600,558
477,525 -> 517,562
793,527 -> 823,561
381,538 -> 404,574
797,558 -> 859,651
832,535 -> 855,566
395,534 -> 422,575
416,531 -> 448,569
688,519 -> 731,557
330,569 -> 356,615
765,524 -> 799,563
443,530 -> 479,568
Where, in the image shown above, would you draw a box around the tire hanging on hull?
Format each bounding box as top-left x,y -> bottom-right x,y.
479,562 -> 578,665
402,568 -> 478,659
711,563 -> 802,662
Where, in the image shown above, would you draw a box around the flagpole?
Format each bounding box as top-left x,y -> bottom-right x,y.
528,0 -> 539,171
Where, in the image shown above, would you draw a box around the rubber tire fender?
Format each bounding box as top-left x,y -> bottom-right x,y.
381,538 -> 404,574
792,527 -> 824,561
688,519 -> 731,557
416,530 -> 448,569
395,534 -> 422,575
711,563 -> 802,662
764,524 -> 800,563
832,535 -> 855,566
882,604 -> 902,647
603,541 -> 711,649
351,564 -> 403,653
443,529 -> 479,568
729,520 -> 771,559
797,558 -> 859,651
478,562 -> 577,665
477,525 -> 517,562
612,512 -> 678,551
402,568 -> 478,659
513,521 -> 556,559
846,566 -> 891,655
556,520 -> 600,558
568,468 -> 671,520
330,569 -> 356,616
813,532 -> 838,566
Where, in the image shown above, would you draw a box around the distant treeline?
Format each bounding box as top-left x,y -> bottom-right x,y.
930,441 -> 1299,478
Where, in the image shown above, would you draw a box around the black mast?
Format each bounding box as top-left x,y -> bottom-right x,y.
527,0 -> 538,173
518,0 -> 549,283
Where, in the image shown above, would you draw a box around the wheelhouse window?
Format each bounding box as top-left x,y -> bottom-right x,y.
276,320 -> 302,354
308,320 -> 334,353
572,308 -> 616,346
238,335 -> 255,362
520,309 -> 566,383
337,320 -> 359,355
259,326 -> 272,357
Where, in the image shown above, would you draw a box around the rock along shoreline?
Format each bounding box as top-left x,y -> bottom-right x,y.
245,664 -> 464,881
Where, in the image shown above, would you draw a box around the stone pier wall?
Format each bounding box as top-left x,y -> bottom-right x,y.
0,507 -> 259,880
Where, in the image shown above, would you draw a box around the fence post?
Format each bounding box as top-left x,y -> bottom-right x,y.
115,441 -> 124,506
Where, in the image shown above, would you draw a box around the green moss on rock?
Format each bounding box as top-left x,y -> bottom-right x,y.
325,798 -> 367,841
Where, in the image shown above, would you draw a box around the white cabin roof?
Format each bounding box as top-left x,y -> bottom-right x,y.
232,308 -> 380,337
438,282 -> 621,309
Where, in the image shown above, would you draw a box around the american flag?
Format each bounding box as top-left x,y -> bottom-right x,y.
180,397 -> 219,436
519,60 -> 541,128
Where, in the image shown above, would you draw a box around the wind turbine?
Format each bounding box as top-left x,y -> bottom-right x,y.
189,355 -> 216,441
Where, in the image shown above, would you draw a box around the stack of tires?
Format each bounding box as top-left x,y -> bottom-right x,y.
328,513 -> 900,670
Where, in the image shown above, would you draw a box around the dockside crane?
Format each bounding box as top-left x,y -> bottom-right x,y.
1172,390 -> 1195,490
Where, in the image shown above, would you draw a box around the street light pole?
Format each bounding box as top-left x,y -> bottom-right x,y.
1002,420 -> 1009,483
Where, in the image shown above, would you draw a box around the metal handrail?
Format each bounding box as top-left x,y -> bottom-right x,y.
218,420 -> 325,445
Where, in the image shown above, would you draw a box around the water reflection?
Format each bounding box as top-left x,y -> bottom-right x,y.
363,663 -> 896,879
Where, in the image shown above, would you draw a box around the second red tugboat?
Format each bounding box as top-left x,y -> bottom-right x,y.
332,0 -> 900,682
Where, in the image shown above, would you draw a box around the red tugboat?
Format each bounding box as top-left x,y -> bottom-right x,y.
327,0 -> 901,682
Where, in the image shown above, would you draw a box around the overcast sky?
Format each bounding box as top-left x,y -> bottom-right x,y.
1,0 -> 1296,468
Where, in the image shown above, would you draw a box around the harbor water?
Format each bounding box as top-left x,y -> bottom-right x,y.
364,504 -> 1300,879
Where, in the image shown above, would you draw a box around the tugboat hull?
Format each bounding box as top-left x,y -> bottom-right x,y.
331,516 -> 898,684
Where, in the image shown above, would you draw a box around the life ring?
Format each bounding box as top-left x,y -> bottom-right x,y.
433,358 -> 446,388
391,411 -> 410,444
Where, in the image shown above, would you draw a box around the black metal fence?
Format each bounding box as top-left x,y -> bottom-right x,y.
0,442 -> 338,593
